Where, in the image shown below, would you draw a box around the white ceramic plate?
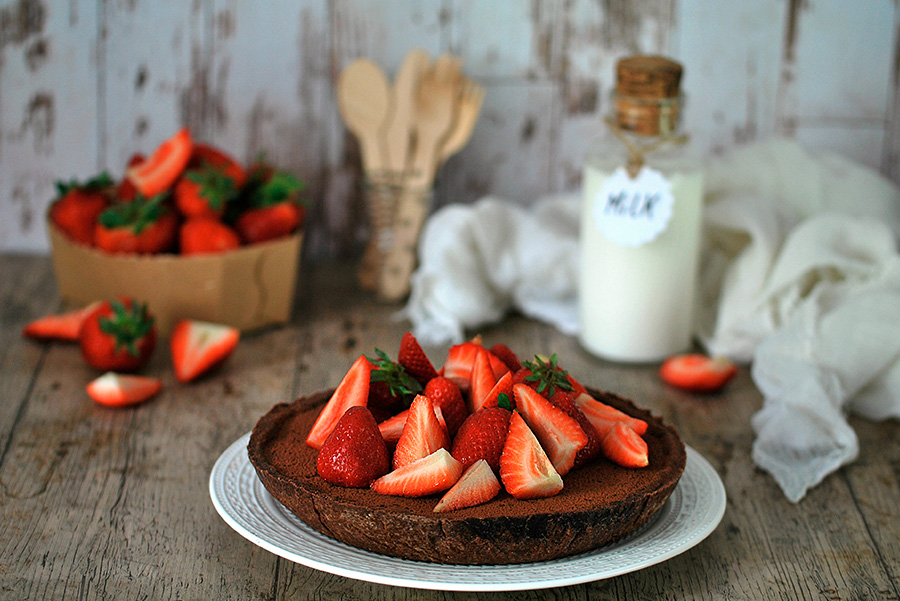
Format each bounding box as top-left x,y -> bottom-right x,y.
209,432 -> 726,592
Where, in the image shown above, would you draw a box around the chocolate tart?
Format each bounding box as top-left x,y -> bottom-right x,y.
247,388 -> 686,565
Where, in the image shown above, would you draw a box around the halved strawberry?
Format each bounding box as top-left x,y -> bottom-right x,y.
478,371 -> 514,411
392,394 -> 450,469
512,384 -> 587,476
170,319 -> 239,383
601,422 -> 649,468
468,348 -> 498,412
371,448 -> 463,497
126,128 -> 193,196
489,343 -> 521,372
499,411 -> 563,499
450,405 -> 512,471
306,355 -> 373,449
433,459 -> 501,513
423,376 -> 468,436
441,337 -> 484,391
659,353 -> 738,393
86,372 -> 162,408
22,302 -> 101,342
317,406 -> 390,487
398,331 -> 438,385
573,392 -> 648,437
378,410 -> 408,446
549,390 -> 602,469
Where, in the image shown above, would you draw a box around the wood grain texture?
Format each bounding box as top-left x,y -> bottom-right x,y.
1,1 -> 898,262
1,254 -> 898,600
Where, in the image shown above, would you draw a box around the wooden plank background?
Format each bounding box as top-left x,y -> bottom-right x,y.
1,0 -> 898,260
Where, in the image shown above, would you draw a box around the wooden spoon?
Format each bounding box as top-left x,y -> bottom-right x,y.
383,49 -> 430,174
439,78 -> 484,163
336,58 -> 391,175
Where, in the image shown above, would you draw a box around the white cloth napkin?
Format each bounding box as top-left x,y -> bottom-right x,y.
401,138 -> 900,502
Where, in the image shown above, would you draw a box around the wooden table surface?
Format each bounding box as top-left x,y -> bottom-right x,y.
2,253 -> 898,600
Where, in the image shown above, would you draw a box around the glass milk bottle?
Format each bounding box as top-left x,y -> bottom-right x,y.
579,56 -> 703,363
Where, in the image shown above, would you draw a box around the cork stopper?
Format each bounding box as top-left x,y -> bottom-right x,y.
613,55 -> 683,136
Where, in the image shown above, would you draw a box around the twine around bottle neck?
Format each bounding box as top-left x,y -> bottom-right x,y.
603,116 -> 689,178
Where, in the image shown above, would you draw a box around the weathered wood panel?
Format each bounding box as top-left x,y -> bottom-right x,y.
1,1 -> 898,258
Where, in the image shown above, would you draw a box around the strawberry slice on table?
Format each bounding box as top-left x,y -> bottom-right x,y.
86,372 -> 162,408
499,411 -> 564,500
235,170 -> 305,244
659,353 -> 738,393
126,128 -> 193,197
397,331 -> 438,385
450,405 -> 512,472
423,376 -> 467,436
170,319 -> 240,383
22,302 -> 101,342
79,298 -> 157,372
392,394 -> 450,470
48,172 -> 113,245
549,390 -> 603,469
573,392 -> 648,438
512,384 -> 588,477
94,194 -> 179,254
433,459 -> 501,513
371,448 -> 463,497
179,218 -> 241,255
317,406 -> 390,488
306,355 -> 374,449
601,422 -> 649,468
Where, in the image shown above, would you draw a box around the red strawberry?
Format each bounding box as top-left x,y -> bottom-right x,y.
659,353 -> 738,393
489,343 -> 521,372
86,372 -> 162,408
499,411 -> 563,499
174,164 -> 239,220
601,422 -> 649,468
94,195 -> 179,254
179,218 -> 241,255
468,347 -> 498,412
549,390 -> 602,469
573,392 -> 648,437
79,298 -> 157,372
512,384 -> 587,477
450,405 -> 511,472
516,354 -> 576,398
49,173 -> 112,245
316,406 -> 391,487
398,331 -> 438,385
433,459 -> 501,513
188,143 -> 246,188
371,448 -> 463,497
392,394 -> 450,470
423,376 -> 468,436
378,410 -> 408,447
126,128 -> 193,197
22,302 -> 101,342
367,347 -> 422,412
441,338 -> 483,391
169,319 -> 240,383
479,371 -> 514,411
235,171 -> 305,244
306,355 -> 373,449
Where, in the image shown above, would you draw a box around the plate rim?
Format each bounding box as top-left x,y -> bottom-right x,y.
209,431 -> 726,592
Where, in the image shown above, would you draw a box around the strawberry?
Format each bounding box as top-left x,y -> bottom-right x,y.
423,376 -> 467,436
169,319 -> 240,383
397,331 -> 438,385
549,390 -> 602,469
489,343 -> 521,372
515,354 -> 576,398
378,410 -> 408,447
499,411 -> 563,499
367,348 -> 422,412
94,194 -> 179,254
316,406 -> 390,487
512,384 -> 587,477
174,164 -> 239,220
392,394 -> 450,470
659,353 -> 738,393
479,371 -> 514,411
441,338 -> 483,391
179,218 -> 241,255
86,372 -> 162,408
126,128 -> 193,196
49,173 -> 113,245
306,355 -> 373,449
115,154 -> 145,201
450,405 -> 511,472
188,143 -> 246,188
573,392 -> 648,437
22,302 -> 102,342
235,171 -> 305,244
468,347 -> 498,412
371,448 -> 463,497
79,299 -> 157,372
601,422 -> 649,468
433,459 -> 501,513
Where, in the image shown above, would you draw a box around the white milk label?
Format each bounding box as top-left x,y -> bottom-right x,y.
592,166 -> 674,247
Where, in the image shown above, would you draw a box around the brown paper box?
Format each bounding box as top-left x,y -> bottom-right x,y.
48,222 -> 302,335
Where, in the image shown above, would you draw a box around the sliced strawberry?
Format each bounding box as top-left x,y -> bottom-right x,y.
126,128 -> 193,196
86,372 -> 162,408
169,319 -> 239,383
306,355 -> 373,449
574,392 -> 648,437
423,376 -> 468,436
468,347 -> 498,412
601,422 -> 649,468
317,406 -> 390,487
371,448 -> 463,497
22,302 -> 101,342
441,339 -> 483,391
549,390 -> 602,469
397,331 -> 438,385
433,459 -> 501,513
479,371 -> 514,411
392,394 -> 450,470
659,353 -> 738,393
499,411 -> 563,499
378,410 -> 408,446
489,343 -> 521,372
450,405 -> 512,472
512,384 -> 587,477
